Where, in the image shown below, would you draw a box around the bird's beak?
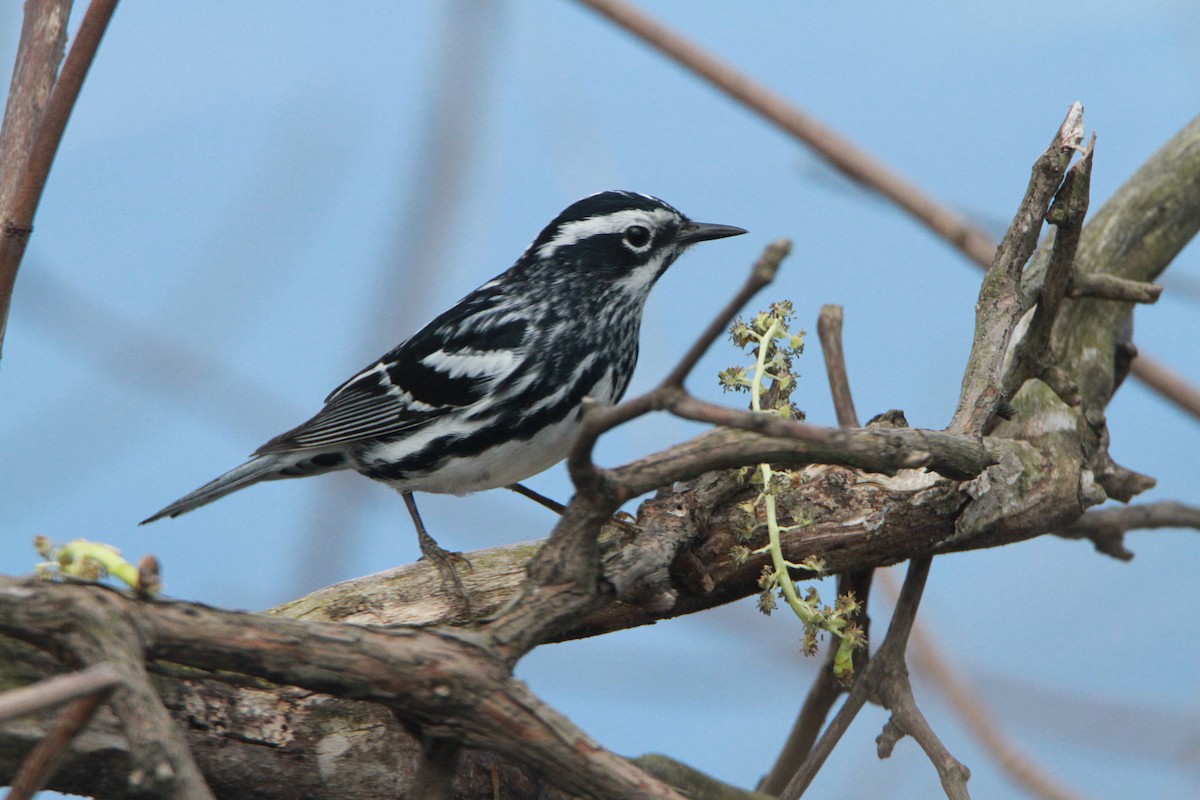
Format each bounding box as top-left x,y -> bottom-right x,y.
675,221 -> 748,245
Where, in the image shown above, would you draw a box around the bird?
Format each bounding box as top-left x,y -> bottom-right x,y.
142,190 -> 745,585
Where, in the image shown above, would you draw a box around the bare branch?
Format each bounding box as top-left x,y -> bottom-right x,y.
613,410 -> 993,496
7,673 -> 118,800
0,0 -> 120,357
1067,272 -> 1162,303
780,558 -> 970,799
1056,500 -> 1200,560
574,0 -> 997,267
949,103 -> 1084,435
903,597 -> 1090,800
0,0 -> 70,214
1002,136 -> 1094,409
0,663 -> 120,722
816,304 -> 858,428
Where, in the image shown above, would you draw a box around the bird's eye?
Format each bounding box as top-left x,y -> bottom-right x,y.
623,225 -> 651,249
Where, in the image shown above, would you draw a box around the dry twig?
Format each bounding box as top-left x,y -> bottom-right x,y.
6,666 -> 121,800
0,0 -> 119,357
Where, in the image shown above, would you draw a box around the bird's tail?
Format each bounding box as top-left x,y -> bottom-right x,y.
140,450 -> 347,524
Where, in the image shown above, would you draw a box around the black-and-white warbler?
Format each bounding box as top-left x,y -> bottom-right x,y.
143,191 -> 744,563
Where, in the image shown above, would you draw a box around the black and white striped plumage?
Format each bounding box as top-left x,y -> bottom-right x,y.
142,191 -> 745,525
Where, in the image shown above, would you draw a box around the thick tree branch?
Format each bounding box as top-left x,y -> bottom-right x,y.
0,577 -> 687,800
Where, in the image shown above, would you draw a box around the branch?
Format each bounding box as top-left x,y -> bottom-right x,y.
6,667 -> 120,800
1067,272 -> 1162,303
0,663 -> 120,722
949,103 -> 1084,435
1002,136 -> 1094,410
0,0 -> 70,215
0,578 -> 688,800
781,558 -> 970,800
816,304 -> 859,428
1055,500 -> 1200,561
894,577 -> 1091,800
0,0 -> 119,357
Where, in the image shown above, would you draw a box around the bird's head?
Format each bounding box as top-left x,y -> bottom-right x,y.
520,190 -> 746,297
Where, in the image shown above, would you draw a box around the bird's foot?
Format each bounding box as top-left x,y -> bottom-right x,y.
416,527 -> 474,618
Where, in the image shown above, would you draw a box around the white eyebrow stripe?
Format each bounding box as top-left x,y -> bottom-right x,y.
536,208 -> 678,259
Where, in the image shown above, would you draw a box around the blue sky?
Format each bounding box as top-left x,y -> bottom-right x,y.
2,2 -> 1198,798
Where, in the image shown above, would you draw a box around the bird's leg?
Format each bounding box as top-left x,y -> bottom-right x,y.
506,483 -> 566,515
506,482 -> 639,533
401,491 -> 473,617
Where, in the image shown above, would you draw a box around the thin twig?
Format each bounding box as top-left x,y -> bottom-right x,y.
1055,500 -> 1200,561
816,305 -> 858,427
7,673 -> 119,800
0,0 -> 120,356
877,569 -> 1091,800
0,662 -> 121,722
780,557 -> 951,798
1067,271 -> 1163,303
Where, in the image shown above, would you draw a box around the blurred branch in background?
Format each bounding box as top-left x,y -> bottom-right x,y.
295,0 -> 506,593
575,0 -> 1200,422
3,98 -> 356,508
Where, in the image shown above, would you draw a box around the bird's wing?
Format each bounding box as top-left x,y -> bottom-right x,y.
256,293 -> 529,454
